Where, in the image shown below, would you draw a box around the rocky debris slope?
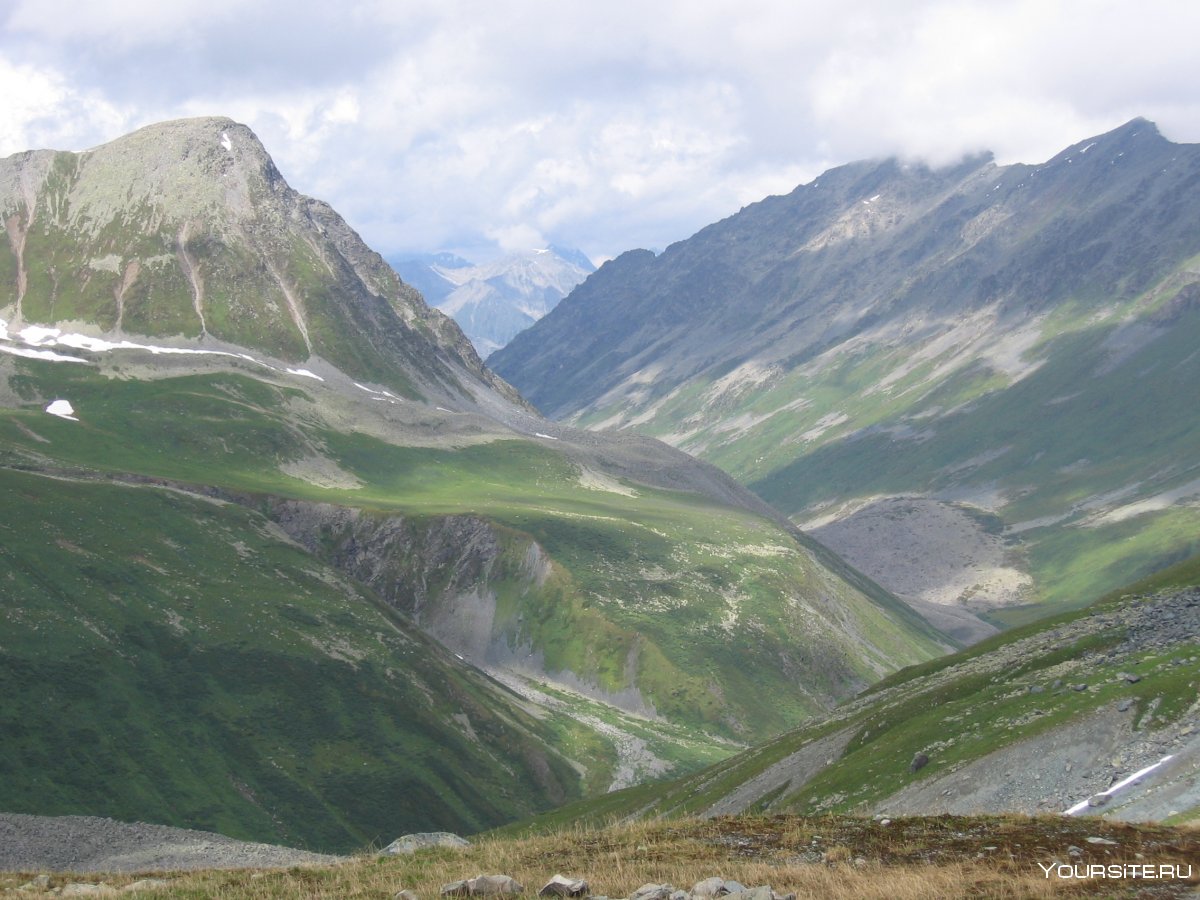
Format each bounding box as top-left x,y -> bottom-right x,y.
874,589 -> 1200,819
808,589 -> 1199,819
0,813 -> 344,873
588,586 -> 1199,824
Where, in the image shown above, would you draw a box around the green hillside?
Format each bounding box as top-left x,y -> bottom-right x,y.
1,358 -> 946,737
0,466 -> 588,852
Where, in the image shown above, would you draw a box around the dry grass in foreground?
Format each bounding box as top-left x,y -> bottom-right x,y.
1,814 -> 1196,899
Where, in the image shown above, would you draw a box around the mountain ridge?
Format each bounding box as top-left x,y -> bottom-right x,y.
491,117 -> 1200,626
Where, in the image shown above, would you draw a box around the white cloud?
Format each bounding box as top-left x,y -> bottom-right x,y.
6,0 -> 251,46
0,57 -> 130,156
3,0 -> 1200,262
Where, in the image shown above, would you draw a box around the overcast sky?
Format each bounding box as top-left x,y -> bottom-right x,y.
3,0 -> 1199,263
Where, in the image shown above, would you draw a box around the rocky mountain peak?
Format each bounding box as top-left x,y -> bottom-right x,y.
0,117 -> 520,405
59,117 -> 281,231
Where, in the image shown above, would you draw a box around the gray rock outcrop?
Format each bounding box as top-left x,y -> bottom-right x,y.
381,832 -> 470,856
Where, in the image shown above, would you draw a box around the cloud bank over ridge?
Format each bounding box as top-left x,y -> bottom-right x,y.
3,0 -> 1199,262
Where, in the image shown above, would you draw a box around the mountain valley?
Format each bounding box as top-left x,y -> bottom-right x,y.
0,118 -> 949,852
390,247 -> 594,358
492,119 -> 1200,633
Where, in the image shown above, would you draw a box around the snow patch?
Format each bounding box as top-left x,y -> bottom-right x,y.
0,345 -> 87,363
285,368 -> 324,381
1064,755 -> 1175,815
534,432 -> 559,441
45,399 -> 78,421
1,318 -> 335,386
353,381 -> 402,401
19,325 -> 63,345
221,132 -> 232,152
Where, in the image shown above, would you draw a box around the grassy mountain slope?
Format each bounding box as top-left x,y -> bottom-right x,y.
0,466 -> 588,852
0,357 -> 946,738
491,119 -> 1200,624
0,352 -> 946,848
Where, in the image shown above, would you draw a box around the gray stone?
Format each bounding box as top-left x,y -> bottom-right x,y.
909,752 -> 929,773
383,832 -> 470,856
468,876 -> 524,896
539,875 -> 588,897
690,877 -> 728,898
442,876 -> 524,898
1086,836 -> 1117,845
630,883 -> 675,900
731,887 -> 773,900
395,891 -> 421,900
